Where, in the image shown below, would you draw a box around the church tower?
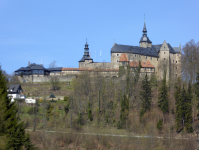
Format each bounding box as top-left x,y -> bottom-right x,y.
139,21 -> 152,48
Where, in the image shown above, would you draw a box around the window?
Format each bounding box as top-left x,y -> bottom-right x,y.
173,60 -> 174,63
81,63 -> 83,65
164,52 -> 165,54
146,56 -> 147,59
176,67 -> 177,70
33,70 -> 38,73
135,55 -> 136,57
39,70 -> 44,73
122,62 -> 125,65
151,57 -> 152,60
157,58 -> 158,61
176,61 -> 177,63
117,54 -> 119,56
151,68 -> 153,71
117,60 -> 119,63
176,74 -> 177,77
164,58 -> 165,60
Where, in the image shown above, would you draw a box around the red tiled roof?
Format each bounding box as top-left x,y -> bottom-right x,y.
62,68 -> 119,72
129,60 -> 154,68
119,54 -> 128,62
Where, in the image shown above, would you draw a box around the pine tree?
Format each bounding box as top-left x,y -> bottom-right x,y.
24,134 -> 38,150
175,79 -> 182,130
185,82 -> 193,133
158,71 -> 169,113
87,101 -> 93,121
120,93 -> 129,124
140,74 -> 152,119
0,67 -> 36,149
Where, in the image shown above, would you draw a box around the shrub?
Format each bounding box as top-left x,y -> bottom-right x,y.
64,96 -> 70,101
27,107 -> 39,115
157,119 -> 163,130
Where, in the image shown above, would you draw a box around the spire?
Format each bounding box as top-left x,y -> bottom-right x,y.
139,16 -> 152,45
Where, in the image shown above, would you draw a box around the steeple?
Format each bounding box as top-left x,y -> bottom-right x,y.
84,38 -> 89,56
139,15 -> 152,48
79,39 -> 93,62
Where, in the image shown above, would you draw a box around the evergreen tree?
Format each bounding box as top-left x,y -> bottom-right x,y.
195,70 -> 199,115
175,79 -> 182,130
24,134 -> 38,150
185,82 -> 193,132
140,74 -> 152,119
87,101 -> 93,121
120,93 -> 129,124
0,67 -> 36,149
158,71 -> 169,114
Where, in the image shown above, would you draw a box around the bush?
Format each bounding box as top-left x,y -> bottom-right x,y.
64,96 -> 70,101
27,107 -> 39,115
157,119 -> 163,130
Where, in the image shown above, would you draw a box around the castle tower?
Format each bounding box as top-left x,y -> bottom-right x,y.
139,21 -> 152,48
79,39 -> 93,68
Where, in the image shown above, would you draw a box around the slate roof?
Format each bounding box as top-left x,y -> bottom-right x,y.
79,56 -> 93,62
8,84 -> 21,93
139,36 -> 152,43
47,67 -> 63,71
15,63 -> 49,72
173,47 -> 181,53
111,43 -> 181,57
111,43 -> 159,57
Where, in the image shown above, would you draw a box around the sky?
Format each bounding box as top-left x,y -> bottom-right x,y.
0,0 -> 199,74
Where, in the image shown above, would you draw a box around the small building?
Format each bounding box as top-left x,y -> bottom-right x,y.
7,84 -> 25,102
15,62 -> 63,76
15,63 -> 50,76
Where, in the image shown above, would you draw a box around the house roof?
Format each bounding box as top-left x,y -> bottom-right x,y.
129,60 -> 154,68
47,67 -> 63,71
119,54 -> 128,62
15,63 -> 63,72
62,68 -> 119,72
8,84 -> 21,93
111,43 -> 180,57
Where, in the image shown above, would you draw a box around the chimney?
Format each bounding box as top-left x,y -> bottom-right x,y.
28,62 -> 30,66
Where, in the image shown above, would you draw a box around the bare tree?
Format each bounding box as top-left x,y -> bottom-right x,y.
50,76 -> 60,91
9,72 -> 20,85
49,60 -> 57,68
181,39 -> 199,83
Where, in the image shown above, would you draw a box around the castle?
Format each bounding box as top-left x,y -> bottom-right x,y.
76,21 -> 181,81
15,21 -> 181,82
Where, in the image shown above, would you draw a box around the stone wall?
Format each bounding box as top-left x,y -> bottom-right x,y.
18,75 -> 77,83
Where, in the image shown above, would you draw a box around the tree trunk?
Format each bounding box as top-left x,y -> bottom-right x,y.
33,100 -> 37,131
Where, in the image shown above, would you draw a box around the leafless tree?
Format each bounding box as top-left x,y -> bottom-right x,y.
50,76 -> 60,91
9,72 -> 20,85
49,60 -> 57,68
181,39 -> 199,83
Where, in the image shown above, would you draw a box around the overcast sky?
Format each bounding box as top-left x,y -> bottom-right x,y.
0,0 -> 198,74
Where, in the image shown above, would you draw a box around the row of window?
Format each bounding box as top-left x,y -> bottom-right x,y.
33,70 -> 44,73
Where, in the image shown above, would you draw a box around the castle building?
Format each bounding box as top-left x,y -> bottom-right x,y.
79,21 -> 181,80
15,21 -> 181,82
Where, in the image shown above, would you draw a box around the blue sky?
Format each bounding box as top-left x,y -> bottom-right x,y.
0,0 -> 198,74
